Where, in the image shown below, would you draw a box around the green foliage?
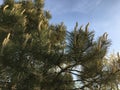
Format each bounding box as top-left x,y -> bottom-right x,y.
0,0 -> 119,90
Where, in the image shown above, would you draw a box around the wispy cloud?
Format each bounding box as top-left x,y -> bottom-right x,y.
45,0 -> 103,15
70,0 -> 103,13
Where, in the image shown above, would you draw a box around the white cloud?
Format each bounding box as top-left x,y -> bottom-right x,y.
71,0 -> 103,13
45,0 -> 103,15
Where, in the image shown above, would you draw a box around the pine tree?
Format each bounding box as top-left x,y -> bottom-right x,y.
99,53 -> 120,90
0,0 -> 72,90
0,0 -> 119,90
66,23 -> 111,90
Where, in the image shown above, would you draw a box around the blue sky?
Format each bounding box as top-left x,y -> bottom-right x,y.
0,0 -> 120,53
45,0 -> 120,54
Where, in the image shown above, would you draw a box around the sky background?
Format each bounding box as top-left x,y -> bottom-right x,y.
44,0 -> 120,54
0,0 -> 120,54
